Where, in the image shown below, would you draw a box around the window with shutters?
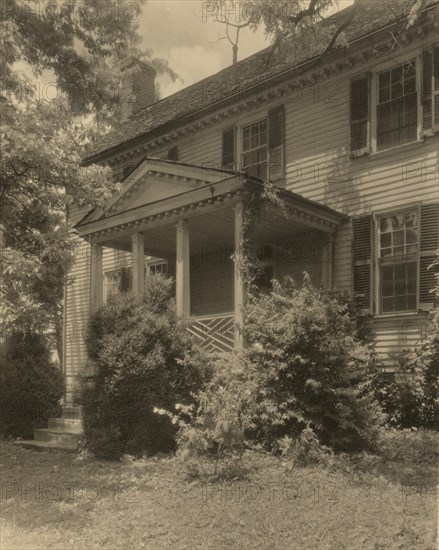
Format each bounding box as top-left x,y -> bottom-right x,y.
104,267 -> 132,303
377,61 -> 417,151
422,45 -> 439,134
377,210 -> 418,313
238,106 -> 284,182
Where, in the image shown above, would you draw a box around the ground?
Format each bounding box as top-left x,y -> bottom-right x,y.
0,432 -> 437,550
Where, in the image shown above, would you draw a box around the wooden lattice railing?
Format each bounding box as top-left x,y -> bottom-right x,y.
187,313 -> 235,354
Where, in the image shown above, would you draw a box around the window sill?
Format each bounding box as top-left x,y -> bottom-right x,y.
368,139 -> 425,158
373,310 -> 429,320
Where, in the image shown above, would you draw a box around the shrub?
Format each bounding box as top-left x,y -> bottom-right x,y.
0,331 -> 64,439
82,275 -> 211,460
243,275 -> 385,452
156,355 -> 258,478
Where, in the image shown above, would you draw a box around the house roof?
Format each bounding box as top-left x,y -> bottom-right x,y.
83,0 -> 436,164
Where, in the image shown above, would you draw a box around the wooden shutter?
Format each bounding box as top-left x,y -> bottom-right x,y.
434,44 -> 439,129
419,204 -> 439,309
350,76 -> 369,153
268,105 -> 285,181
423,45 -> 439,134
222,127 -> 235,170
168,146 -> 179,161
120,267 -> 132,292
423,49 -> 433,132
352,215 -> 373,313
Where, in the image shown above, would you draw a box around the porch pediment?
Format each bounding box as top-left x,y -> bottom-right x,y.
81,158 -> 239,224
75,159 -> 349,243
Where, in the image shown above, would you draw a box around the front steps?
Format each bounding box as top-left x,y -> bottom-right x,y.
20,406 -> 83,453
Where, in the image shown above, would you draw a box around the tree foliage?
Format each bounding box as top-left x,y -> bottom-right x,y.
0,0 -> 176,355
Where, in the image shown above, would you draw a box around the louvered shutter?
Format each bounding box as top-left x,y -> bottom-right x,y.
120,267 -> 132,292
268,105 -> 285,181
423,49 -> 433,132
434,44 -> 439,129
350,76 -> 369,153
352,215 -> 373,313
419,204 -> 439,310
166,259 -> 176,279
423,45 -> 439,134
222,127 -> 235,170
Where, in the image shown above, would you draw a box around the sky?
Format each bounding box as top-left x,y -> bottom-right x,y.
140,0 -> 355,98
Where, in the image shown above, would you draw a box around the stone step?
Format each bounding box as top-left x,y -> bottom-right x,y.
19,440 -> 78,453
61,406 -> 83,420
48,418 -> 83,432
34,428 -> 81,446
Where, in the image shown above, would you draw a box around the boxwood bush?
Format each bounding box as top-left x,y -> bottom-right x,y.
82,275 -> 211,459
243,275 -> 385,452
0,331 -> 64,439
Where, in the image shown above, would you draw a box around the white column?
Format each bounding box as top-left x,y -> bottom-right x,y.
234,201 -> 245,349
90,243 -> 103,312
322,234 -> 334,289
176,220 -> 190,316
132,233 -> 145,294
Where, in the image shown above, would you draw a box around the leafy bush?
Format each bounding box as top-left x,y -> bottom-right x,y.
0,331 -> 64,439
155,356 -> 257,478
276,428 -> 333,468
243,275 -> 385,452
82,275 -> 211,460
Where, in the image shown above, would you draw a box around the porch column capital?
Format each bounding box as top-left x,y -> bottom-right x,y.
132,232 -> 145,295
176,219 -> 190,317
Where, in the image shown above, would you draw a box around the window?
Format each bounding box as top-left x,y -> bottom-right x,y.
228,106 -> 284,181
350,46 -> 439,154
145,260 -> 168,278
241,118 -> 268,179
353,205 -> 439,315
104,267 -> 132,303
378,210 -> 418,313
377,61 -> 417,150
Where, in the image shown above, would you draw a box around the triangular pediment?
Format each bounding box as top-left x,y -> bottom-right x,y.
83,158 -> 237,224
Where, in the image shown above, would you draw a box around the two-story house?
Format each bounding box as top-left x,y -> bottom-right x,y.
64,1 -> 438,403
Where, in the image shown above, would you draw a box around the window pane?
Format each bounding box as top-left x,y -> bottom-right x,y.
394,296 -> 406,311
407,294 -> 416,310
382,297 -> 394,312
382,265 -> 394,281
381,233 -> 391,248
382,281 -> 394,297
407,262 -> 417,278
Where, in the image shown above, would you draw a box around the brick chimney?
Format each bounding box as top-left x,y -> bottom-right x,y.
120,57 -> 156,122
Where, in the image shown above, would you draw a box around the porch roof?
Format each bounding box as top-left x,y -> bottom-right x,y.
75,158 -> 348,243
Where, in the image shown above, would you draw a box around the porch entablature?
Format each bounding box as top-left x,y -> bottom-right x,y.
75,159 -> 348,243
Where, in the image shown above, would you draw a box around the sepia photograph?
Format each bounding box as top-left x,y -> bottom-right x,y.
0,0 -> 438,548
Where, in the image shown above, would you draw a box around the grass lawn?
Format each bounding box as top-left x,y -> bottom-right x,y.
0,431 -> 437,550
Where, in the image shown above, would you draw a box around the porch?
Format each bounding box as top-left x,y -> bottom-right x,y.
75,159 -> 348,354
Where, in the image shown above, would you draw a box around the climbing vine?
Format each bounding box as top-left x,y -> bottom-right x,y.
239,179 -> 289,298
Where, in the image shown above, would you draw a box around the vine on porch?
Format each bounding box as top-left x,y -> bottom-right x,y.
239,179 -> 288,299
